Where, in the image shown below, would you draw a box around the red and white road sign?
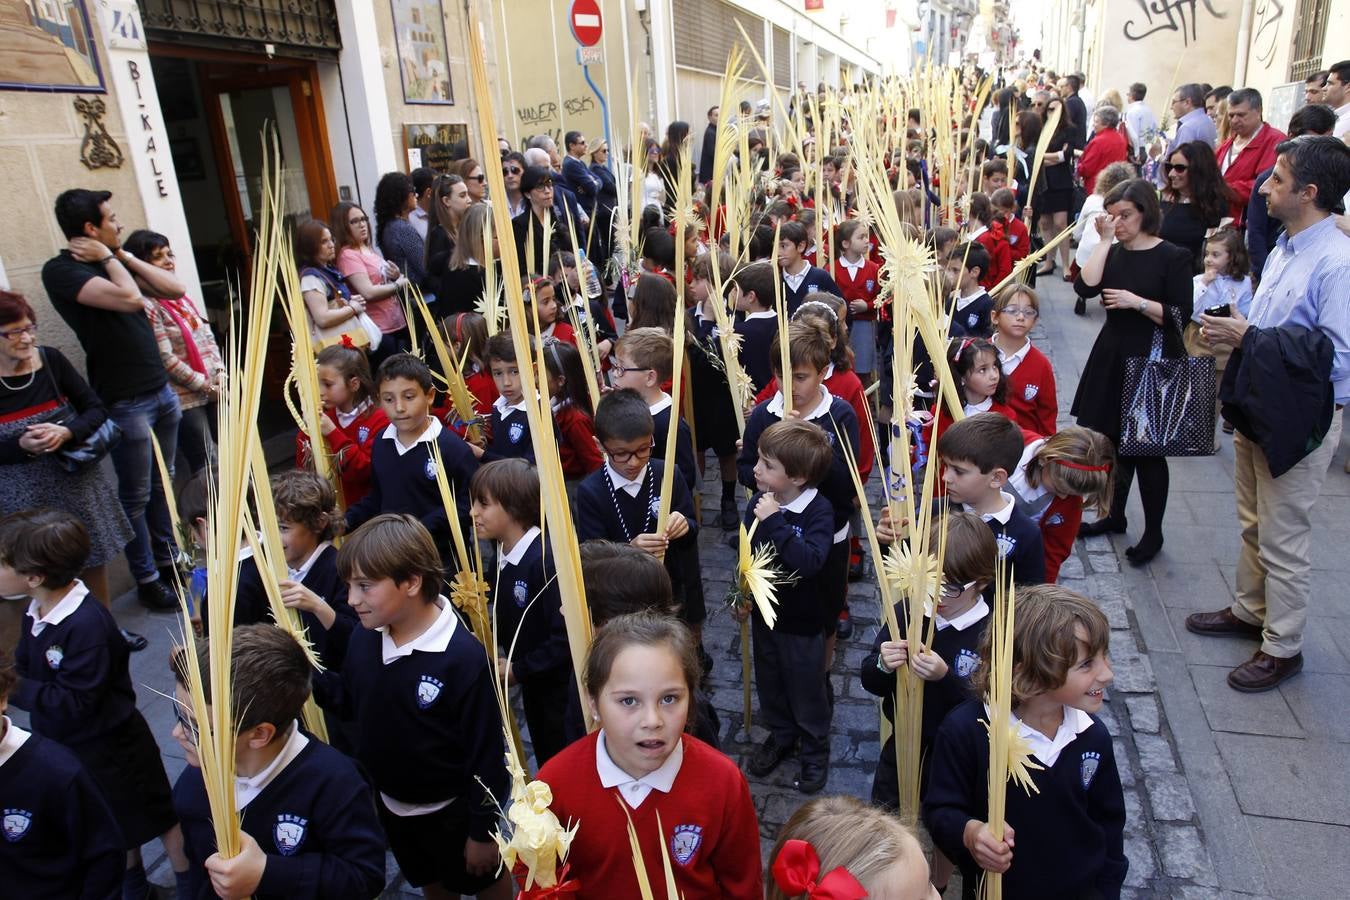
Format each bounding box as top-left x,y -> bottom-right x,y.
569,0 -> 603,47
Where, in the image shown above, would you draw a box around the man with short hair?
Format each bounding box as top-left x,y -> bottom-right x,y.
1188,136 -> 1350,692
409,166 -> 437,240
1125,82 -> 1159,160
561,130 -> 600,219
1205,85 -> 1232,122
1305,70 -> 1329,106
40,189 -> 186,621
1324,60 -> 1350,139
1216,88 -> 1288,224
1246,105 -> 1337,280
1057,74 -> 1087,146
1168,83 -> 1217,153
698,105 -> 719,187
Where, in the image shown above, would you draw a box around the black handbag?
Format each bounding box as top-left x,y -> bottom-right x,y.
1119,328 -> 1217,457
40,349 -> 123,472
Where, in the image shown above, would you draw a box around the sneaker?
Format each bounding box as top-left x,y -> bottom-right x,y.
720,496 -> 740,530
747,735 -> 793,777
795,760 -> 829,794
137,579 -> 179,612
120,628 -> 148,652
835,609 -> 854,640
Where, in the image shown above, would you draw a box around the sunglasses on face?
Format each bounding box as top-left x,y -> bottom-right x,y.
503,166 -> 523,176
468,173 -> 487,182
1164,162 -> 1189,173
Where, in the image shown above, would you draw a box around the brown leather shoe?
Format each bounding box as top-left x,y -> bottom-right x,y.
1185,608 -> 1263,638
1228,650 -> 1303,693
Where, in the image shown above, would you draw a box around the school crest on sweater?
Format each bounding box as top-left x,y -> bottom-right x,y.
358,425 -> 371,443
955,648 -> 981,679
508,421 -> 525,444
996,534 -> 1016,558
670,823 -> 703,865
44,645 -> 63,670
274,814 -> 308,855
1023,384 -> 1039,401
1081,751 -> 1101,789
417,675 -> 445,708
2,808 -> 32,841
423,458 -> 438,480
513,580 -> 530,607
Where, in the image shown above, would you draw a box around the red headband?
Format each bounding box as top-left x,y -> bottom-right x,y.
1052,458 -> 1112,472
771,839 -> 869,900
339,334 -> 355,349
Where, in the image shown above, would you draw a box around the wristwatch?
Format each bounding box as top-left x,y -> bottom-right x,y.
1137,299 -> 1148,313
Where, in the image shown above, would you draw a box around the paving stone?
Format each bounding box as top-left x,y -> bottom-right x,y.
1058,553 -> 1086,580
1158,824 -> 1219,885
1122,832 -> 1156,886
1109,647 -> 1157,694
1082,534 -> 1113,552
1125,695 -> 1160,733
1134,732 -> 1179,775
1088,551 -> 1121,573
1146,772 -> 1197,822
1122,787 -> 1146,836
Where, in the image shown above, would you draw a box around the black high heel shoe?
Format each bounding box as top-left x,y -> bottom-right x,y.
1126,534 -> 1165,566
1079,516 -> 1127,538
1074,297 -> 1087,316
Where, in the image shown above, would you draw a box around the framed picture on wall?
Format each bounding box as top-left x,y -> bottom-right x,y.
391,0 -> 454,105
0,0 -> 105,93
404,123 -> 470,172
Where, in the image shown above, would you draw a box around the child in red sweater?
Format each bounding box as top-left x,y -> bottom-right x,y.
538,612 -> 762,897
525,277 -> 576,345
918,337 -> 1020,477
1009,426 -> 1115,583
991,188 -> 1030,265
991,285 -> 1058,437
832,219 -> 882,388
443,312 -> 498,418
543,337 -> 602,479
297,345 -> 388,507
967,193 -> 1012,290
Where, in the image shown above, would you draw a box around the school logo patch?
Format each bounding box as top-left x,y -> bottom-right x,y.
967,313 -> 979,328
865,279 -> 875,292
2,809 -> 32,842
416,675 -> 444,709
424,458 -> 438,481
996,535 -> 1016,559
512,579 -> 530,608
1023,384 -> 1039,401
508,421 -> 525,444
955,649 -> 981,679
44,645 -> 63,670
1080,751 -> 1101,790
274,814 -> 308,856
1046,513 -> 1064,527
670,824 -> 704,865
357,425 -> 371,443
791,525 -> 804,539
649,494 -> 661,518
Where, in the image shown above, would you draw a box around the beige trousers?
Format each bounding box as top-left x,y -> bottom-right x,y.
1230,408 -> 1343,657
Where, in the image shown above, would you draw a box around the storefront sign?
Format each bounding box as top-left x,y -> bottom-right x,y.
404,123 -> 470,173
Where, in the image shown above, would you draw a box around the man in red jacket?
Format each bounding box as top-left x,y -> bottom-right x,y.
1216,88 -> 1287,226
1077,106 -> 1129,196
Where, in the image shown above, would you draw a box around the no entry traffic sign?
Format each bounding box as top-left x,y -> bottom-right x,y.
570,0 -> 603,47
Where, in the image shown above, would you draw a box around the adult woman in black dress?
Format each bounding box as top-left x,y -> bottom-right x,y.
1073,180 -> 1194,565
1032,96 -> 1080,279
1158,140 -> 1233,271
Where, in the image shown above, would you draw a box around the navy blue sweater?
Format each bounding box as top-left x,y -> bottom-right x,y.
14,592 -> 137,748
315,611 -> 507,840
174,737 -> 386,899
733,313 -> 779,393
783,265 -> 842,315
971,500 -> 1046,586
0,728 -> 123,899
738,395 -> 860,532
923,700 -> 1128,899
483,403 -> 536,463
743,488 -> 836,635
575,460 -> 698,544
493,531 -> 570,682
651,402 -> 698,491
948,291 -> 995,338
292,544 -> 358,670
345,422 -> 478,542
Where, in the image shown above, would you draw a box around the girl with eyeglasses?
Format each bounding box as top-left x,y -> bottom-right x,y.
991,284 -> 1058,437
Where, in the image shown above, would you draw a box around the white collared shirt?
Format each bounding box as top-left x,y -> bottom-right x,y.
596,730 -> 684,809
935,597 -> 990,632
648,393 -> 674,417
783,265 -> 809,293
767,384 -> 833,421
777,486 -> 819,513
743,309 -> 777,322
838,255 -> 866,279
0,717 -> 31,768
335,399 -> 372,430
380,595 -> 458,664
493,395 -> 530,415
1009,439 -> 1048,506
980,491 -> 1016,526
605,461 -> 649,498
1221,124 -> 1264,174
235,721 -> 309,809
410,207 -> 430,240
26,580 -> 90,637
954,289 -> 987,313
964,397 -> 994,417
1012,705 -> 1093,767
995,337 -> 1032,375
287,542 -> 331,583
498,527 -> 541,570
967,224 -> 989,242
381,416 -> 443,456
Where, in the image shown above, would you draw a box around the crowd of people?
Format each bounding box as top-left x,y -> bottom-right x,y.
0,53 -> 1348,900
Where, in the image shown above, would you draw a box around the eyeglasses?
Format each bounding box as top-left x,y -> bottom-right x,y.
998,306 -> 1038,319
939,579 -> 979,599
1163,162 -> 1189,173
603,443 -> 654,464
503,166 -> 523,175
0,324 -> 37,340
609,360 -> 653,377
468,173 -> 487,182
348,215 -> 369,226
173,701 -> 200,746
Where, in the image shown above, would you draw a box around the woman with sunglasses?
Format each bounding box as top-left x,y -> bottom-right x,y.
501,151 -> 529,218
452,157 -> 488,204
1159,139 -> 1234,272
512,165 -> 575,276
332,200 -> 409,369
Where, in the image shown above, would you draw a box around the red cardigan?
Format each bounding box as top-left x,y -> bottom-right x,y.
1216,125 -> 1287,224
1077,127 -> 1128,196
295,403 -> 389,507
999,341 -> 1058,437
555,401 -> 602,478
973,222 -> 1012,290
538,732 -> 763,899
1001,214 -> 1031,263
1040,492 -> 1084,583
832,256 -> 882,321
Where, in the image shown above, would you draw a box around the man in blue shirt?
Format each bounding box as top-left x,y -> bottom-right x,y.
1187,136 -> 1350,693
1158,84 -> 1217,186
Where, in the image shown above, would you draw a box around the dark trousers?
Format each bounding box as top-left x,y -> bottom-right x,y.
751,616 -> 832,766
521,670 -> 571,766
1109,439 -> 1170,542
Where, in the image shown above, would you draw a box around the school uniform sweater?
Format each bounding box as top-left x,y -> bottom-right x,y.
743,488 -> 836,635
289,543 -> 358,669
0,723 -> 124,900
954,493 -> 1046,586
738,389 -> 860,534
650,397 -> 698,491
295,403 -> 389,508
537,732 -> 763,899
1000,340 -> 1058,437
832,256 -> 882,322
173,737 -> 386,900
752,365 -> 874,480
464,368 -> 498,416
483,396 -> 537,463
948,290 -> 994,338
555,401 -> 603,478
344,418 -> 477,542
733,311 -> 779,394
1007,441 -> 1083,584
923,700 -> 1128,899
492,529 -> 570,682
782,264 -> 842,315
575,460 -> 698,545
1001,214 -> 1031,263
315,604 -> 508,841
971,224 -> 1013,290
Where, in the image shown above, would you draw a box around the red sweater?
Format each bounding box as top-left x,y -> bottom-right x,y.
753,367 -> 874,478
832,256 -> 882,321
1216,125 -> 1287,224
544,320 -> 577,346
538,732 -> 763,899
464,368 -> 498,416
1076,128 -> 1128,197
1001,214 -> 1031,263
295,403 -> 389,507
555,401 -> 603,478
1000,341 -> 1058,437
1040,492 -> 1083,583
973,222 -> 1012,290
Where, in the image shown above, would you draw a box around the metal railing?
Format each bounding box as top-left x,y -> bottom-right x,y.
138,0 -> 341,53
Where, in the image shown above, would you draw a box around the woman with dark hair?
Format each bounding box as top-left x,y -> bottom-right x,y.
443,202 -> 495,315
589,140 -> 618,272
1159,139 -> 1233,271
512,165 -> 574,276
1071,179 -> 1194,566
333,200 -> 408,367
451,157 -> 487,203
423,174 -> 472,315
659,120 -> 694,218
1032,95 -> 1079,278
0,290 -> 134,644
374,171 -> 427,296
296,218 -> 371,347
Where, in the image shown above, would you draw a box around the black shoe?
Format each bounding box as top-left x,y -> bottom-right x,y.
835,610 -> 854,640
795,760 -> 829,794
1035,261 -> 1057,277
137,579 -> 179,612
847,552 -> 865,582
1074,297 -> 1087,316
747,735 -> 793,777
1126,534 -> 1164,566
720,496 -> 740,530
120,628 -> 148,652
1078,516 -> 1127,538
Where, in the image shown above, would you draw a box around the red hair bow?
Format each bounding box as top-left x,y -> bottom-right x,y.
771,839 -> 868,900
339,334 -> 355,349
786,195 -> 800,209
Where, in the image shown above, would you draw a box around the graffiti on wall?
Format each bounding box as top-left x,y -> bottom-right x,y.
1252,0 -> 1283,69
1122,0 -> 1227,46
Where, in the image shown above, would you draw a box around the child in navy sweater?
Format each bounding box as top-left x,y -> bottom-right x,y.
0,510 -> 185,897
475,331 -> 536,463
923,586 -> 1127,900
944,242 -> 994,338
937,412 -> 1045,585
319,513 -> 511,898
729,260 -> 780,394
777,220 -> 841,315
0,650 -> 123,900
860,511 -> 996,893
470,459 -> 570,765
739,419 -> 839,795
609,326 -> 698,492
688,251 -> 743,529
169,625 -> 386,900
344,353 -> 479,565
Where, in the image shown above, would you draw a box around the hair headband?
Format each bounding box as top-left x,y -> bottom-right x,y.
542,336 -> 564,374
771,839 -> 868,900
952,337 -> 975,362
794,300 -> 839,324
1052,458 -> 1112,472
